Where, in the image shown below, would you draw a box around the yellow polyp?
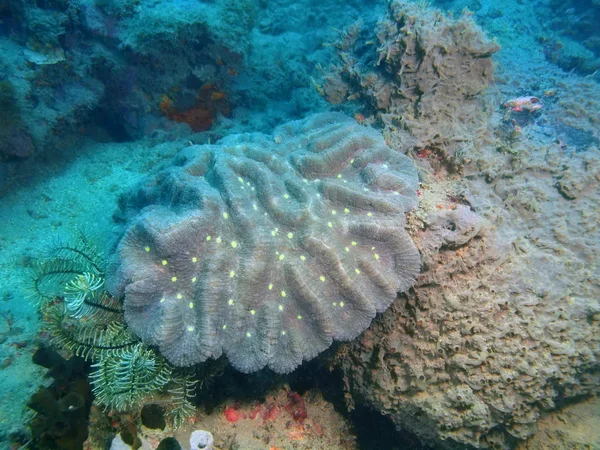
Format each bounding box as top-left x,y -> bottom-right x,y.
281,290 -> 286,297
216,237 -> 222,243
231,241 -> 238,248
144,246 -> 150,252
253,204 -> 258,211
297,315 -> 302,319
222,324 -> 227,330
337,174 -> 342,179
228,299 -> 234,305
162,260 -> 168,266
223,212 -> 229,219
300,255 -> 306,261
246,332 -> 252,338
367,212 -> 373,217
333,302 -> 337,306
206,235 -> 212,241
374,254 -> 380,260
287,232 -> 293,239
268,283 -> 273,290
229,271 -> 235,278
327,222 -> 333,228
340,302 -> 345,307
319,275 -> 326,282
250,309 -> 256,315
171,276 -> 178,282
278,304 -> 283,311
237,177 -> 244,183
351,241 -> 357,246
284,194 -> 290,199
331,210 -> 337,215
355,268 -> 361,274
187,326 -> 194,332
177,293 -> 182,299
344,208 -> 350,213
160,298 -> 166,303
345,247 -> 350,252
279,254 -> 285,261
192,277 -> 197,283
192,257 -> 198,263
281,330 -> 287,335
189,302 -> 194,308
350,159 -> 354,164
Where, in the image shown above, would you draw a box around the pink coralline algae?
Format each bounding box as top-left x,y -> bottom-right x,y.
108,113 -> 420,373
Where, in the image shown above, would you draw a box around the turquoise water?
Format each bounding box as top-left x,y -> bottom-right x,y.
0,0 -> 598,449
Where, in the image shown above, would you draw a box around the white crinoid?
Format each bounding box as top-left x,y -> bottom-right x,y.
64,272 -> 105,318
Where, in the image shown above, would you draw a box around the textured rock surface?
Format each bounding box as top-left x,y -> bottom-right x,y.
516,396 -> 600,450
340,134 -> 600,448
108,113 -> 420,373
323,0 -> 500,159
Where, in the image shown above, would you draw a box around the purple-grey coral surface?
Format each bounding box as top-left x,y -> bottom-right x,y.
108,113 -> 420,373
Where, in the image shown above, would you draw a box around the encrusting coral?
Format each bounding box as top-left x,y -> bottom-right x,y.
108,112 -> 421,374
322,0 -> 500,163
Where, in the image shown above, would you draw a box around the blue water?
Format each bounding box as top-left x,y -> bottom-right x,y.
0,0 -> 598,449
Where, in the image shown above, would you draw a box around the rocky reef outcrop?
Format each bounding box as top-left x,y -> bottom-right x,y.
339,91 -> 600,450
323,2 -> 600,449
322,0 -> 500,162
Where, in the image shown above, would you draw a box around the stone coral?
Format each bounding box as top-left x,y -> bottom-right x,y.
108,112 -> 421,373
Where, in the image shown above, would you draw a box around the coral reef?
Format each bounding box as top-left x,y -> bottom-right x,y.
321,0 -> 500,161
339,129 -> 600,449
0,0 -> 364,171
108,112 -> 420,373
0,0 -> 256,160
93,385 -> 357,450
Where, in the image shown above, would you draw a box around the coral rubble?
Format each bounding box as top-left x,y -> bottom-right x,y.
107,112 -> 420,374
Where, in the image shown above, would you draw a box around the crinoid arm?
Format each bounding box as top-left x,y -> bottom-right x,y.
90,343 -> 173,411
167,369 -> 199,429
31,230 -> 106,305
44,305 -> 138,361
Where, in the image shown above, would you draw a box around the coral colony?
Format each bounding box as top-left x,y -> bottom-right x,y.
108,113 -> 421,373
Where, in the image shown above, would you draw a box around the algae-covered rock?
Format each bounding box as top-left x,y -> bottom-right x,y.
323,0 -> 500,162
340,131 -> 600,450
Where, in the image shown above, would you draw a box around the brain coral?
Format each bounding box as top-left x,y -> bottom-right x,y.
108,113 -> 420,373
